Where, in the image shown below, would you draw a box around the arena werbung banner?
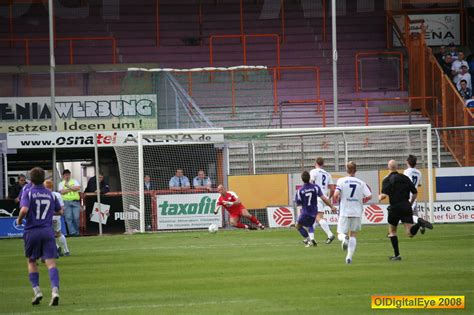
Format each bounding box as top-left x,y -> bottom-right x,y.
0,95 -> 157,133
7,129 -> 224,148
156,193 -> 223,230
393,14 -> 460,46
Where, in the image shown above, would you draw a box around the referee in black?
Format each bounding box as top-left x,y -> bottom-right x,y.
379,160 -> 433,261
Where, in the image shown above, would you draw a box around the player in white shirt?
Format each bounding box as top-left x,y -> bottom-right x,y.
44,180 -> 70,256
403,155 -> 425,234
309,157 -> 336,244
334,161 -> 372,264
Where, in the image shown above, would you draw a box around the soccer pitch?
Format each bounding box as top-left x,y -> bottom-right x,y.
0,224 -> 472,315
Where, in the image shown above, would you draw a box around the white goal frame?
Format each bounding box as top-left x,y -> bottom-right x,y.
137,124 -> 434,233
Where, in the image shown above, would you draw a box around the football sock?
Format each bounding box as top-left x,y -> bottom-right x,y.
29,272 -> 39,288
48,268 -> 60,289
235,222 -> 248,229
308,226 -> 315,240
59,235 -> 69,253
389,235 -> 400,256
410,223 -> 421,236
298,226 -> 309,238
249,215 -> 261,225
347,237 -> 357,260
338,233 -> 346,242
318,219 -> 333,237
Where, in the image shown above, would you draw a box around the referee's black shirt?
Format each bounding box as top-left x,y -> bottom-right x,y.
381,171 -> 418,208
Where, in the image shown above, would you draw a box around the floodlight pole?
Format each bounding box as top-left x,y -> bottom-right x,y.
94,134 -> 103,236
331,0 -> 338,127
48,0 -> 58,185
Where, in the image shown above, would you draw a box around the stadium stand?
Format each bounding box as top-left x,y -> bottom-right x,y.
0,0 -> 466,168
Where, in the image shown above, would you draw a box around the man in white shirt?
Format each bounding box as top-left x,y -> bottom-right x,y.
44,179 -> 70,256
334,161 -> 372,264
309,157 -> 336,244
454,65 -> 472,91
451,51 -> 469,77
403,155 -> 425,234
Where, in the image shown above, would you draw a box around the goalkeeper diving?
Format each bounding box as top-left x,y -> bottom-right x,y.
214,185 -> 264,230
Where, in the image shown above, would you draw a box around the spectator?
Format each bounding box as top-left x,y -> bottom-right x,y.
454,66 -> 472,91
193,170 -> 212,190
441,55 -> 453,76
458,80 -> 472,100
451,51 -> 469,77
169,169 -> 190,191
8,174 -> 27,203
58,169 -> 81,236
84,171 -> 110,194
434,45 -> 447,64
467,54 -> 474,77
447,42 -> 458,60
144,175 -> 156,191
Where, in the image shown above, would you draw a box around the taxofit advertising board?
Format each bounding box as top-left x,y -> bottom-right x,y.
156,193 -> 223,230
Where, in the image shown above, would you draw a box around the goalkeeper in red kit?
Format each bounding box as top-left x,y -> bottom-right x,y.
214,185 -> 265,230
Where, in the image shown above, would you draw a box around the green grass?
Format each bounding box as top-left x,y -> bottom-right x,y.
0,224 -> 472,315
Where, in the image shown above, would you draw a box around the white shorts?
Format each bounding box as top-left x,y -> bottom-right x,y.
52,215 -> 62,233
337,216 -> 362,234
317,199 -> 327,213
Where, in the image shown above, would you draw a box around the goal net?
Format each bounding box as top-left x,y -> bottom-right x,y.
113,125 -> 434,233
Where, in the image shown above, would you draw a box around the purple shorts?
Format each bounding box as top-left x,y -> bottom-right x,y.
23,228 -> 57,260
297,213 -> 316,228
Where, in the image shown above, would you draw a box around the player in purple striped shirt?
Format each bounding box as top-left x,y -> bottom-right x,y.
295,171 -> 336,247
17,167 -> 62,306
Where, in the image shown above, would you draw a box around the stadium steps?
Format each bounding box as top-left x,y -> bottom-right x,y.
226,134 -> 459,174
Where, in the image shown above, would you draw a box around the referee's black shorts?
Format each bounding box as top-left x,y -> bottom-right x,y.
387,203 -> 414,226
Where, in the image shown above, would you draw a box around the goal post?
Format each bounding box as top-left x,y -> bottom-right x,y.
115,124 -> 434,233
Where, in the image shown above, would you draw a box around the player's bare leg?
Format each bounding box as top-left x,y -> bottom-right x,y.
27,259 -> 42,305
388,225 -> 401,261
316,212 -> 335,244
346,231 -> 358,264
229,216 -> 248,229
241,208 -> 264,230
44,259 -> 60,306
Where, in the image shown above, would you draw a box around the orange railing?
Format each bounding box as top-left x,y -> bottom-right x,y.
401,12 -> 472,165
285,99 -> 327,127
179,68 -> 277,117
355,51 -> 404,93
271,65 -> 321,101
178,65 -> 321,117
209,33 -> 281,71
386,12 -> 407,48
0,37 -> 117,65
354,96 -> 437,126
